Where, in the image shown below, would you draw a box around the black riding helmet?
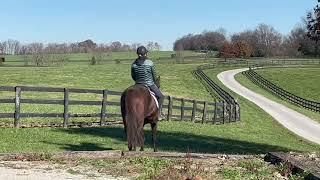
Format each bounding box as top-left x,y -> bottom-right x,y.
136,46 -> 148,56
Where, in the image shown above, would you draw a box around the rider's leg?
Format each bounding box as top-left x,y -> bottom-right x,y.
149,85 -> 164,117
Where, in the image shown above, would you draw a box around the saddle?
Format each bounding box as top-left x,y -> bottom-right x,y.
147,89 -> 159,109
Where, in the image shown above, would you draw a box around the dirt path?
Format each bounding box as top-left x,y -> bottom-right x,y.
217,68 -> 320,145
0,160 -> 127,180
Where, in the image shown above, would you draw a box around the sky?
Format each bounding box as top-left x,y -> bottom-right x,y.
0,0 -> 316,50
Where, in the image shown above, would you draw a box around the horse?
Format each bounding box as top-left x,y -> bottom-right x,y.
120,77 -> 160,152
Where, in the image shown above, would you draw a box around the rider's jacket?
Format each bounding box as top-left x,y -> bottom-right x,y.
131,58 -> 157,87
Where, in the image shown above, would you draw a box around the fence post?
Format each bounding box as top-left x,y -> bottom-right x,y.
213,100 -> 217,124
228,104 -> 232,123
180,98 -> 184,121
167,96 -> 173,121
222,101 -> 225,124
235,102 -> 239,121
14,87 -> 21,128
191,100 -> 197,122
100,90 -> 108,126
202,101 -> 207,124
63,88 -> 69,128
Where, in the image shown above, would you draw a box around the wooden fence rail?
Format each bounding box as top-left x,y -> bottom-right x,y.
243,69 -> 320,113
193,64 -> 241,122
0,86 -> 235,128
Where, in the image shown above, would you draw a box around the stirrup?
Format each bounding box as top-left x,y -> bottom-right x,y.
158,113 -> 165,120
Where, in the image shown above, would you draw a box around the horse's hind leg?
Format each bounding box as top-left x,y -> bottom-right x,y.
128,145 -> 136,151
151,123 -> 158,152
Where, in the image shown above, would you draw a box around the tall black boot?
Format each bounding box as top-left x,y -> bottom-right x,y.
158,96 -> 164,120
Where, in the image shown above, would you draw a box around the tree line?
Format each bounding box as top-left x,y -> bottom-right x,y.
0,40 -> 161,55
174,20 -> 318,58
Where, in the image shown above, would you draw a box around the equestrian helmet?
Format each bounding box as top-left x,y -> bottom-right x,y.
136,46 -> 148,55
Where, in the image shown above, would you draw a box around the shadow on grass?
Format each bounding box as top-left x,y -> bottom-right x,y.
43,126 -> 295,155
42,141 -> 114,151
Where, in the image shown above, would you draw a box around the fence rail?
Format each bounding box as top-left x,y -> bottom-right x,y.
193,64 -> 240,122
0,85 -> 237,128
243,68 -> 320,113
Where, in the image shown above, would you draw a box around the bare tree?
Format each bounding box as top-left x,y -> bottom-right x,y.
110,41 -> 122,52
154,42 -> 161,51
254,24 -> 282,57
29,43 -> 45,66
131,43 -> 142,51
0,42 -> 5,55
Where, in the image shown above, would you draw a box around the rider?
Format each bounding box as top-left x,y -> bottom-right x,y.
131,46 -> 164,119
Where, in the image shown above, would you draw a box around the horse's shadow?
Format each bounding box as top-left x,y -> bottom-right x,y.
41,141 -> 114,151
45,125 -> 296,154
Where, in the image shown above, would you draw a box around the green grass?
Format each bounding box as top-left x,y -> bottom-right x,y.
256,68 -> 320,102
0,121 -> 319,153
2,51 -> 200,65
0,63 -> 212,124
235,70 -> 320,123
0,61 -> 319,154
203,67 -> 320,151
218,159 -> 277,179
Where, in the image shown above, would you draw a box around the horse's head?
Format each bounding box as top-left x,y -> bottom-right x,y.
155,76 -> 161,88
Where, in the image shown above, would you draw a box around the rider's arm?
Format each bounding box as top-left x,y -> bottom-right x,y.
151,63 -> 157,83
131,65 -> 136,81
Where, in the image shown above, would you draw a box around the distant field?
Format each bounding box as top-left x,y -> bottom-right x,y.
2,51 -> 202,65
256,68 -> 320,102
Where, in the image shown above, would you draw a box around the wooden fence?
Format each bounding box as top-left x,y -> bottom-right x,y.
0,86 -> 238,128
193,64 -> 241,122
243,69 -> 320,113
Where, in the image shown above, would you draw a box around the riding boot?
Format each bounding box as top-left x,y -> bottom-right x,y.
158,96 -> 164,120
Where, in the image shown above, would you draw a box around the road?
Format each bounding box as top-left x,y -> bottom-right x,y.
217,68 -> 320,145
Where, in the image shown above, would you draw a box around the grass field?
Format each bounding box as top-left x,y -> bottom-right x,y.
256,68 -> 320,102
0,54 -> 319,154
0,63 -> 212,124
2,50 -> 201,66
235,68 -> 320,123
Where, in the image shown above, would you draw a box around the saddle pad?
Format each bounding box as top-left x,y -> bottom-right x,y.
149,91 -> 159,108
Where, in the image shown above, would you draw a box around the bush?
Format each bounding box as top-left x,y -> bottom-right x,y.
90,56 -> 97,65
115,59 -> 121,64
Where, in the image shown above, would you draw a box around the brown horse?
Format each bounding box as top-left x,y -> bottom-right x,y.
120,77 -> 160,152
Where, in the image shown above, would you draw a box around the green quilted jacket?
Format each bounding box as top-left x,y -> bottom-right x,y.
131,59 -> 157,86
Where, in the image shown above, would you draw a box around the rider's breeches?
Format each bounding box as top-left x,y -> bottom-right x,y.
149,85 -> 164,112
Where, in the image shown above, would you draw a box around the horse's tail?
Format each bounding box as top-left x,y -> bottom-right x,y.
125,95 -> 145,149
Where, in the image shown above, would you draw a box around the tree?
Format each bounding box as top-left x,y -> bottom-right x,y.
110,41 -> 122,52
306,1 -> 320,56
219,42 -> 236,61
307,5 -> 320,42
282,26 -> 308,57
154,42 -> 161,51
233,41 -> 252,58
254,24 -> 283,57
131,43 -> 142,51
173,30 -> 226,52
78,39 -> 97,53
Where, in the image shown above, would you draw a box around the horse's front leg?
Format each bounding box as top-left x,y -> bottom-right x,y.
151,123 -> 158,152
